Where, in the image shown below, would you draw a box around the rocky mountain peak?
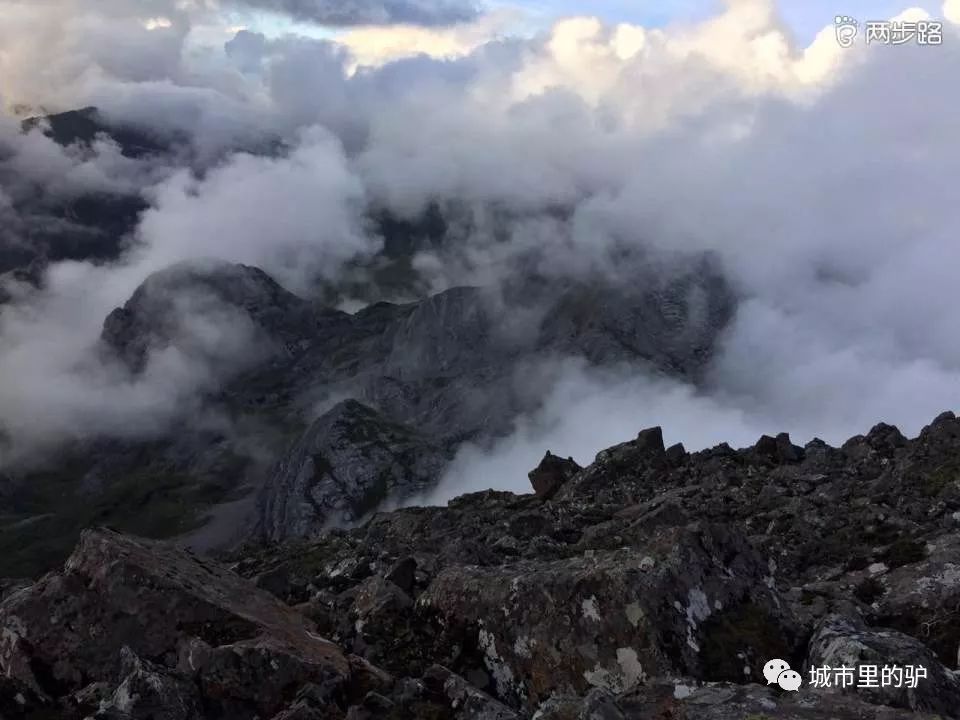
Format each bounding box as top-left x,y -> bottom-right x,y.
100,260 -> 315,371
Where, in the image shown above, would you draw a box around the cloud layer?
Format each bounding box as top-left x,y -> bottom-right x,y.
0,0 -> 959,487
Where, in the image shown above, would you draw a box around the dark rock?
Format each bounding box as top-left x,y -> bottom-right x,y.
0,578 -> 29,603
423,665 -> 519,720
96,647 -> 201,720
0,528 -> 351,718
179,635 -> 348,719
384,557 -> 418,595
665,442 -> 687,465
418,522 -> 794,709
866,422 -> 908,457
755,433 -> 803,463
635,426 -> 665,455
873,533 -> 960,668
270,701 -> 342,719
807,614 -> 960,715
775,432 -> 803,463
0,675 -> 48,718
619,680 -> 946,719
528,452 -> 581,499
754,434 -> 778,458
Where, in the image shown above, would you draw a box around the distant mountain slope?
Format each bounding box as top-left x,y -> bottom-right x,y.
21,106 -> 171,158
0,256 -> 734,576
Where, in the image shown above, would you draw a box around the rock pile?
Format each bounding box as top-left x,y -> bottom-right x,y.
4,411 -> 960,718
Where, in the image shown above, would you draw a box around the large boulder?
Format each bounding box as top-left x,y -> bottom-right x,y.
0,528 -> 352,718
871,532 -> 960,669
528,452 -> 581,499
806,614 -> 960,715
606,680 -> 946,719
418,522 -> 797,709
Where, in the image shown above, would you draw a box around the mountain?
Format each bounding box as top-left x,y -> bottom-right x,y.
0,108 -> 158,289
2,411 -> 959,718
20,107 -> 171,159
0,256 -> 733,576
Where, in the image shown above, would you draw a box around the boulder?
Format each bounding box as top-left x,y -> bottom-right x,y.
422,665 -> 519,720
96,647 -> 201,720
418,522 -> 796,709
806,614 -> 960,715
528,452 -> 581,499
0,528 -> 351,719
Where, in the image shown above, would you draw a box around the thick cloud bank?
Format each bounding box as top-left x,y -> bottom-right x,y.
0,0 -> 958,490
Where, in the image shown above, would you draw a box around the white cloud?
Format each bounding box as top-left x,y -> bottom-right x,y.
945,0 -> 960,23
334,10 -> 514,69
1,0 -> 959,482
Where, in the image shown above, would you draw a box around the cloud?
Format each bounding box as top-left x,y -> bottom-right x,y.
0,258 -> 269,465
135,126 -> 376,294
424,359 -> 768,503
1,0 -> 959,493
945,0 -> 960,22
229,0 -> 480,27
335,9 -> 513,68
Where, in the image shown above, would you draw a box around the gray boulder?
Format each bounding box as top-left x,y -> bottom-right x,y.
0,528 -> 351,719
806,614 -> 960,715
418,522 -> 795,709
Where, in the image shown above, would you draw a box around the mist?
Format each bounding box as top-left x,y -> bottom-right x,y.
0,0 -> 958,496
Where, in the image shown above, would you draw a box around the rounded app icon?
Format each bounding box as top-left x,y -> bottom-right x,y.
763,658 -> 791,685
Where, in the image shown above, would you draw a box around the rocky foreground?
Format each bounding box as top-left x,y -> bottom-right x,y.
4,412 -> 960,719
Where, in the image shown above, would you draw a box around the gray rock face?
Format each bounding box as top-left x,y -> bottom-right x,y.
419,522 -> 792,709
533,259 -> 731,376
806,614 -> 960,715
259,400 -> 449,541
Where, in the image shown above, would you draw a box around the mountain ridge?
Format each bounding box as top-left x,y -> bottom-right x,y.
2,409 -> 960,718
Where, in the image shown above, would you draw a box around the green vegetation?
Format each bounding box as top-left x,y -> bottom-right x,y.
0,469 -> 243,579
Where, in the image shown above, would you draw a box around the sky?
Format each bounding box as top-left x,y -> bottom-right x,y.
247,0 -> 949,44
